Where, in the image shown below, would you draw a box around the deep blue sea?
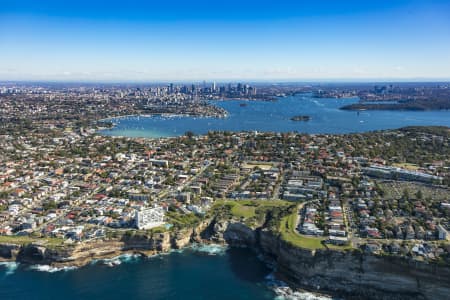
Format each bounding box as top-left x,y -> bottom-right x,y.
0,245 -> 330,300
100,93 -> 450,138
0,246 -> 272,300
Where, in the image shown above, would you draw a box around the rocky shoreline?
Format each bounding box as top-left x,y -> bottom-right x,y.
1,218 -> 450,299
0,218 -> 212,267
208,219 -> 450,300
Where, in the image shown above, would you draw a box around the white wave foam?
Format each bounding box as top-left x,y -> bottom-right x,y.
91,244 -> 226,266
273,288 -> 332,300
102,259 -> 121,267
92,253 -> 142,267
29,264 -> 77,273
169,248 -> 184,254
0,261 -> 19,275
190,243 -> 228,255
266,273 -> 333,300
115,253 -> 141,263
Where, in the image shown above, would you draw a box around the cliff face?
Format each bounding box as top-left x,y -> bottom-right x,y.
213,220 -> 450,300
0,243 -> 21,260
122,232 -> 171,252
211,220 -> 256,247
172,229 -> 193,249
2,217 -> 449,300
0,219 -> 212,267
11,241 -> 126,266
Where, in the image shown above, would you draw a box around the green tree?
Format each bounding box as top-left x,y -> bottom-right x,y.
415,190 -> 423,200
185,131 -> 195,139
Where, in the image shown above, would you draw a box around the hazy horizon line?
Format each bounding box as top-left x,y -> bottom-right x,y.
1,77 -> 449,85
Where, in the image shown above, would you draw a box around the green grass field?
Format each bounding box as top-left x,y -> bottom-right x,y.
279,209 -> 325,250
231,204 -> 256,218
326,243 -> 354,251
213,199 -> 291,218
0,235 -> 64,246
278,206 -> 354,251
166,211 -> 200,227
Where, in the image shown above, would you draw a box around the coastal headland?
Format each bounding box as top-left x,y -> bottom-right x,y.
1,200 -> 449,300
1,83 -> 450,299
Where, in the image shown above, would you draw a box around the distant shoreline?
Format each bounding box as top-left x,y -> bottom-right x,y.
340,100 -> 450,111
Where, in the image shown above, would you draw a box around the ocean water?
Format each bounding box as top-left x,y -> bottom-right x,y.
0,246 -> 332,300
100,93 -> 450,138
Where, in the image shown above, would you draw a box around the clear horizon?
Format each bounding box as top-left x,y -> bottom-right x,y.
1,0 -> 450,81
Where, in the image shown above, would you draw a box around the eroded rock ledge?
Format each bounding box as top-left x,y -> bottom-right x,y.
210,218 -> 450,300
1,218 -> 449,300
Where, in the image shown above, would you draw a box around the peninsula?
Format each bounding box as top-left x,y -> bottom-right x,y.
311,82 -> 450,111
340,99 -> 450,111
0,83 -> 450,299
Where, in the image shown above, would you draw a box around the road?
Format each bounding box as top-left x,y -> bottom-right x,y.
294,201 -> 308,234
157,161 -> 210,200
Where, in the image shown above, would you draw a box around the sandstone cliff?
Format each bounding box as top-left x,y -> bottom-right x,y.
0,243 -> 21,260
1,217 -> 449,300
0,219 -> 210,267
212,219 -> 450,300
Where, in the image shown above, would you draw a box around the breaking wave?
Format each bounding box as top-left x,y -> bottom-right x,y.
91,253 -> 142,266
189,243 -> 228,255
266,273 -> 334,300
89,244 -> 226,268
29,265 -> 77,273
0,261 -> 19,276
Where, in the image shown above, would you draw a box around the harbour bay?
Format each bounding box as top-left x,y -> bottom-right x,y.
100,94 -> 450,138
3,0 -> 450,299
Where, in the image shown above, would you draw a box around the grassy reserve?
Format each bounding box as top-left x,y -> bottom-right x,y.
0,235 -> 64,247
279,209 -> 325,250
211,200 -> 353,251
166,211 -> 201,228
231,204 -> 256,218
278,206 -> 354,251
211,199 -> 292,226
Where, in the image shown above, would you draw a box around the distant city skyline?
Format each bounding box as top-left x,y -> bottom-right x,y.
1,0 -> 450,81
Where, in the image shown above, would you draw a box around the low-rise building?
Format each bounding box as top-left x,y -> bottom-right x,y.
135,207 -> 165,230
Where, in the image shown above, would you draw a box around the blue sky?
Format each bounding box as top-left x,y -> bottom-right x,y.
1,0 -> 449,82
